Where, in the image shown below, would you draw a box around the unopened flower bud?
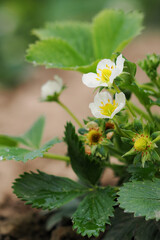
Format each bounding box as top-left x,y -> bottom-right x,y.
41,75 -> 63,101
86,121 -> 98,130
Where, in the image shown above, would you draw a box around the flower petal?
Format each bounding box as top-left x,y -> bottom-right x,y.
97,59 -> 115,75
115,54 -> 125,75
41,80 -> 61,100
82,73 -> 102,88
94,91 -> 112,105
89,91 -> 113,119
110,92 -> 126,118
54,75 -> 63,88
89,103 -> 103,118
115,92 -> 126,107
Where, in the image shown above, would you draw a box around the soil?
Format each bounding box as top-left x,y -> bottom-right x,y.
0,31 -> 159,239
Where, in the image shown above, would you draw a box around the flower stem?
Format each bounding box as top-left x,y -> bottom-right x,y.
128,102 -> 151,121
112,118 -> 128,138
43,153 -> 70,163
138,83 -> 159,97
57,100 -> 83,128
113,82 -> 136,118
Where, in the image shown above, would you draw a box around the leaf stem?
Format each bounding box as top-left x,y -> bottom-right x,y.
43,153 -> 70,163
57,100 -> 83,128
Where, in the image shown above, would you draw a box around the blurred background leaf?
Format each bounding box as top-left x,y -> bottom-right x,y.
0,0 -> 160,87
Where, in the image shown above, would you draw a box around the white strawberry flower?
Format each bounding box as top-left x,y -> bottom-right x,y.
89,91 -> 126,119
82,54 -> 125,88
41,75 -> 63,101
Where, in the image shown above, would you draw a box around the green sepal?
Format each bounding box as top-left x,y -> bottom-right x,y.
133,119 -> 143,133
133,152 -> 142,164
141,152 -> 151,167
121,137 -> 133,145
123,147 -> 136,157
151,150 -> 160,161
78,128 -> 88,135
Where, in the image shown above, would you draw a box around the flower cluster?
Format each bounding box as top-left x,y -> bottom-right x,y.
82,54 -> 126,119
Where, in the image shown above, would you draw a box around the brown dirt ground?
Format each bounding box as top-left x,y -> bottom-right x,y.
0,31 -> 159,238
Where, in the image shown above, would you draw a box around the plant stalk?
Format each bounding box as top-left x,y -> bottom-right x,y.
43,153 -> 70,163
57,100 -> 83,128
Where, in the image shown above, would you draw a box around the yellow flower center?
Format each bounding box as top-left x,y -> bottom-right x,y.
96,65 -> 114,83
99,100 -> 118,117
134,137 -> 148,151
87,129 -> 102,145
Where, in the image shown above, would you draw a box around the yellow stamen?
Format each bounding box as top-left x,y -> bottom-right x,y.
99,100 -> 118,117
134,136 -> 149,151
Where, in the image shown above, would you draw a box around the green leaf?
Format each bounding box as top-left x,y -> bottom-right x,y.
104,208 -> 160,240
64,122 -> 103,185
0,138 -> 60,162
118,178 -> 160,220
13,171 -> 87,210
0,135 -> 18,147
32,22 -> 94,63
46,199 -> 79,231
92,10 -> 143,59
72,187 -> 115,237
127,163 -> 156,181
13,116 -> 45,149
26,39 -> 98,73
27,10 -> 143,73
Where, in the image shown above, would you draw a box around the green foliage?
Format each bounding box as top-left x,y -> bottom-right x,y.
13,171 -> 87,210
72,187 -> 115,237
104,208 -> 160,240
0,116 -> 45,149
117,59 -> 153,107
13,116 -> 45,149
64,122 -> 103,185
0,138 -> 60,162
0,135 -> 17,147
118,179 -> 160,220
92,10 -> 143,59
46,199 -> 79,231
139,54 -> 160,81
27,10 -> 143,73
33,22 -> 94,63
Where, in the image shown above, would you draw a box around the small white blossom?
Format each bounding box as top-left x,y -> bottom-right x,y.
89,91 -> 126,119
41,75 -> 63,100
82,54 -> 125,88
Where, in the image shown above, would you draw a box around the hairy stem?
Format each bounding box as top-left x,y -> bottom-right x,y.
43,153 -> 70,163
57,100 -> 83,128
128,102 -> 151,121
